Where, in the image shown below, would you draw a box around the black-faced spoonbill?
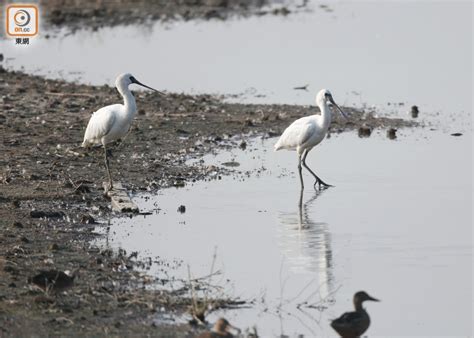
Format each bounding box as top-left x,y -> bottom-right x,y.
82,73 -> 164,190
331,291 -> 380,338
274,89 -> 347,189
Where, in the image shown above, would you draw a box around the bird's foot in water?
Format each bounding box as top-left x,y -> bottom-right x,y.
314,180 -> 333,190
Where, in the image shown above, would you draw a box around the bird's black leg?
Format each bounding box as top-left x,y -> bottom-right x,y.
298,154 -> 304,190
302,149 -> 333,189
103,144 -> 113,191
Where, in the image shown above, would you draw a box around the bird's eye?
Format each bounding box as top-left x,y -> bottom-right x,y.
129,76 -> 136,83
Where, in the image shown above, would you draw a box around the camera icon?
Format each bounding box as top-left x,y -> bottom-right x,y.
6,5 -> 38,37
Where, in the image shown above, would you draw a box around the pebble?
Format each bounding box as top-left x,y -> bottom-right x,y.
173,180 -> 186,188
267,131 -> 280,138
410,105 -> 419,118
12,221 -> 23,228
80,214 -> 96,224
387,128 -> 397,139
49,243 -> 60,251
358,126 -> 372,138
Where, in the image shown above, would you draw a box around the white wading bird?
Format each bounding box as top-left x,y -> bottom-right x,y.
82,73 -> 164,190
274,89 -> 348,189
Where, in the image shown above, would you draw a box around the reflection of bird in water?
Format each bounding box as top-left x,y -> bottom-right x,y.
197,318 -> 240,338
331,291 -> 380,338
277,189 -> 334,294
296,188 -> 324,229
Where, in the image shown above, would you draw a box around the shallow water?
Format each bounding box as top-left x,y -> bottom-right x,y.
104,127 -> 472,336
1,2 -> 472,114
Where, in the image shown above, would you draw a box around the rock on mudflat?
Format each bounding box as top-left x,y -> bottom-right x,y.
80,214 -> 96,224
358,126 -> 372,138
387,128 -> 397,139
103,182 -> 139,213
28,270 -> 76,291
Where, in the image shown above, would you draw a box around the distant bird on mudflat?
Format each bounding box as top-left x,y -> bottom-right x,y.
197,318 -> 240,338
81,73 -> 164,191
274,89 -> 348,190
331,291 -> 380,338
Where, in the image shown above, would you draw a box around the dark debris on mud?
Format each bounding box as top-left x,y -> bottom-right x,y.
42,0 -> 303,32
0,68 -> 414,335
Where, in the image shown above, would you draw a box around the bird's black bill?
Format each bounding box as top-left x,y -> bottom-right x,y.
131,77 -> 165,95
329,96 -> 348,119
367,295 -> 380,302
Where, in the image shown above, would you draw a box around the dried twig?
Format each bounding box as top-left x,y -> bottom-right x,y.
187,264 -> 205,325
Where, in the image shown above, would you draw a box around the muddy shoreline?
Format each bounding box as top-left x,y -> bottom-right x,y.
0,68 -> 414,336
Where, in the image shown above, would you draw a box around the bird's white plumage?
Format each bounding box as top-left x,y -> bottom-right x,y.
82,74 -> 137,148
274,115 -> 323,154
82,105 -> 118,146
274,88 -> 347,189
274,89 -> 335,155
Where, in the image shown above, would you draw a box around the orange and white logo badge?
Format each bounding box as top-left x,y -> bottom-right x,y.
6,5 -> 38,37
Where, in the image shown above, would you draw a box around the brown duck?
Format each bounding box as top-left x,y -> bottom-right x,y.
197,318 -> 240,338
331,291 -> 380,338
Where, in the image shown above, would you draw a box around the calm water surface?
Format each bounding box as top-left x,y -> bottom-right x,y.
1,2 -> 471,114
104,127 -> 472,336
